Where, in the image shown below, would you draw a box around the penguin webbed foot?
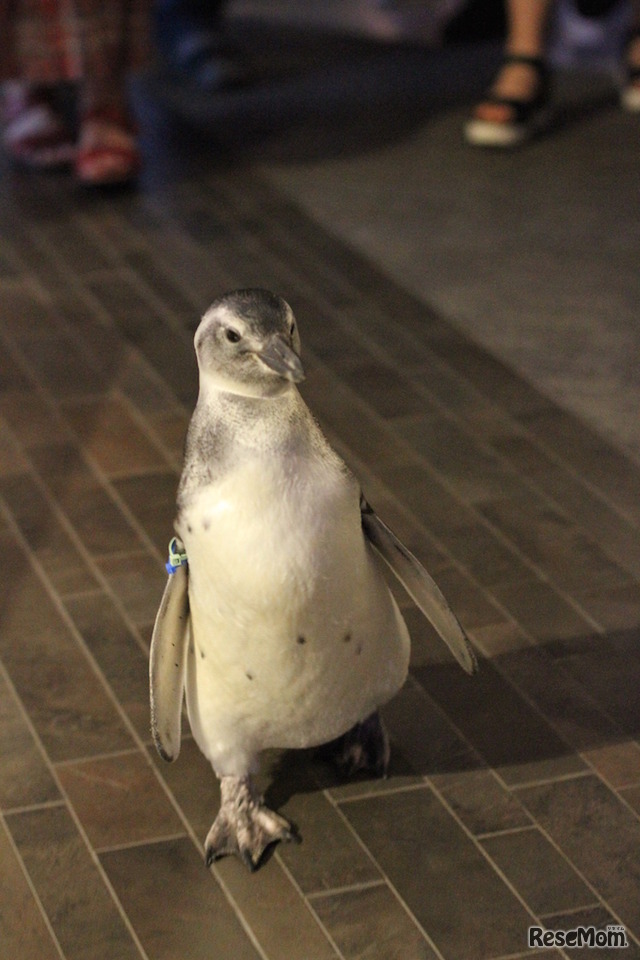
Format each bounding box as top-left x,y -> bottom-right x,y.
320,711 -> 391,780
205,775 -> 299,872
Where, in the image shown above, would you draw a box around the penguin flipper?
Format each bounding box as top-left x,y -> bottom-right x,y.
361,498 -> 478,675
150,562 -> 190,762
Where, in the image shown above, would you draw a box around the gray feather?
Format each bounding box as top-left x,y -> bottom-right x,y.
150,562 -> 190,761
361,499 -> 478,675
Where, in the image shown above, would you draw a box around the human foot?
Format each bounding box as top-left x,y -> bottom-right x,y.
621,29 -> 640,112
2,82 -> 75,168
465,54 -> 549,147
75,106 -> 140,186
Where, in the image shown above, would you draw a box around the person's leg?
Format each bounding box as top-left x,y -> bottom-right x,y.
73,0 -> 149,184
1,0 -> 76,168
155,0 -> 247,89
465,0 -> 553,146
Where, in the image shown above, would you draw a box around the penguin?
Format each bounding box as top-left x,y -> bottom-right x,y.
150,288 -> 477,872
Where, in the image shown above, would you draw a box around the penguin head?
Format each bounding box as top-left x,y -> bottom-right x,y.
195,289 -> 305,399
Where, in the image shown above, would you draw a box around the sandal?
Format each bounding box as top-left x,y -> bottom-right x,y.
465,54 -> 550,148
2,82 -> 75,169
75,106 -> 141,187
621,28 -> 640,113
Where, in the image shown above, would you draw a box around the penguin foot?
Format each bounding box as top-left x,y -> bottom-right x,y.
205,775 -> 299,871
321,711 -> 391,779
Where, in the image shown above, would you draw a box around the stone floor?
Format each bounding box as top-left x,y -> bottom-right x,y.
1,15 -> 640,960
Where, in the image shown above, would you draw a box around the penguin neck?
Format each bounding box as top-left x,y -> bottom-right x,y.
196,378 -> 302,443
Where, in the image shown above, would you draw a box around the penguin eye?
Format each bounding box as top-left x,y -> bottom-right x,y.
225,328 -> 242,343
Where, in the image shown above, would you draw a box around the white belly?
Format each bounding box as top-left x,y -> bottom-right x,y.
179,458 -> 410,775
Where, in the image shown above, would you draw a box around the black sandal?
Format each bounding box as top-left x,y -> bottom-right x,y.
465,54 -> 550,148
621,28 -> 640,113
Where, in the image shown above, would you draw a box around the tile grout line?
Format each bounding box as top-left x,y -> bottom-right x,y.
0,806 -> 67,960
320,786 -> 451,960
305,878 -> 387,901
0,658 -> 152,960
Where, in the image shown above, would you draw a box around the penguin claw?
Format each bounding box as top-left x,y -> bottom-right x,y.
204,775 -> 298,871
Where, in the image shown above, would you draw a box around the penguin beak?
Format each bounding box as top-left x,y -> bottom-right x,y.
257,335 -> 305,383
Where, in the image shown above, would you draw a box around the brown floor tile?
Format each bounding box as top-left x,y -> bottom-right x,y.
100,838 -> 262,960
581,742 -> 640,789
29,443 -> 147,558
413,654 -> 586,786
494,432 -> 640,580
481,827 -> 594,916
300,366 -> 417,473
0,819 -> 61,960
64,591 -> 151,740
276,763 -> 383,894
412,565 -> 505,634
493,644 -> 624,755
149,737 -> 220,839
373,461 -> 479,542
519,407 -> 640,528
490,578 -> 594,644
516,775 -> 640,937
619,784 -> 640,815
468,621 -> 531,659
394,412 -> 525,504
112,471 -> 179,555
544,629 -> 640,742
340,361 -> 427,419
311,881 -> 439,960
0,473 -> 101,594
215,855 -> 339,960
62,396 -> 167,478
433,521 -> 533,589
0,540 -> 133,761
57,751 -> 185,851
383,677 -> 480,779
97,551 -> 166,626
0,419 -> 30,476
36,217 -> 114,276
0,671 -> 60,810
0,388 -> 68,448
437,769 -> 531,836
20,331 -> 109,402
0,323 -> 33,393
574,582 -> 640,633
340,786 -> 535,960
479,493 -> 631,598
6,804 -> 142,960
86,274 -> 198,407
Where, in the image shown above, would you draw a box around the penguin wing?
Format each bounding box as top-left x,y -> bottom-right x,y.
149,562 -> 190,762
361,498 -> 478,675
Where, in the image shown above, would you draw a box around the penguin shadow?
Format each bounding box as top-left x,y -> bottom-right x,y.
258,621 -> 640,838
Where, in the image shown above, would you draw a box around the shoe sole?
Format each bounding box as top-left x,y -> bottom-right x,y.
621,86 -> 640,112
464,107 -> 551,149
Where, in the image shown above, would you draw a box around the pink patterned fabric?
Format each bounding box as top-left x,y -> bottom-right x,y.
0,0 -> 151,84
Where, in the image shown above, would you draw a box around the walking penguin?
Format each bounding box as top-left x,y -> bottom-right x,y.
150,289 -> 477,871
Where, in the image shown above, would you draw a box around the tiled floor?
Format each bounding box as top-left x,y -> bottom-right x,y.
1,15 -> 640,960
